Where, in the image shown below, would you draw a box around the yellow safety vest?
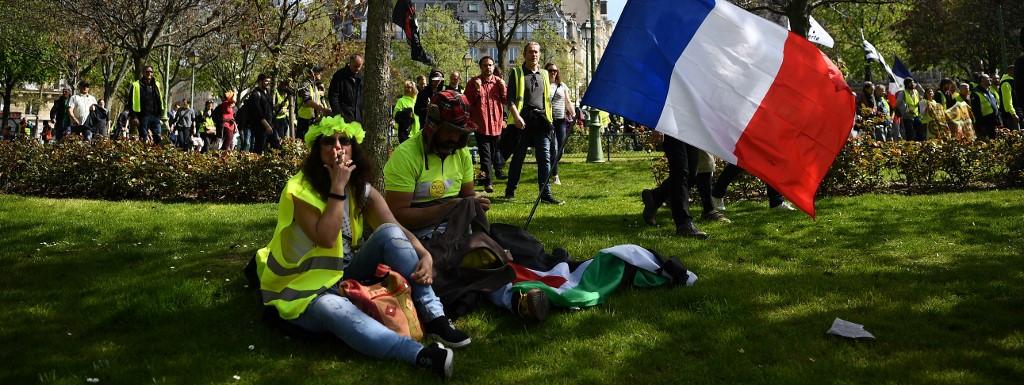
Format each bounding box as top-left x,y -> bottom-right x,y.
274,90 -> 290,120
131,79 -> 164,114
999,75 -> 1016,115
974,90 -> 997,117
506,66 -> 553,125
297,83 -> 321,120
256,172 -> 364,320
903,90 -> 920,117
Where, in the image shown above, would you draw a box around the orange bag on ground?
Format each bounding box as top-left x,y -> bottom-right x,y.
339,264 -> 423,340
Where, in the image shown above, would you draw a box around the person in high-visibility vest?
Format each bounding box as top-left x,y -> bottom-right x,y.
129,65 -> 164,144
273,78 -> 293,142
999,66 -> 1019,130
255,116 -> 468,380
503,41 -> 561,204
971,73 -> 1003,139
295,65 -> 331,140
896,77 -> 924,141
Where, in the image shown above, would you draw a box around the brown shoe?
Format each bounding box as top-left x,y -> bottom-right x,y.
676,222 -> 709,239
512,288 -> 550,322
700,210 -> 731,223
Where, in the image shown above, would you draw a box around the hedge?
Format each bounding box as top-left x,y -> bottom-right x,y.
650,130 -> 1024,201
2,131 -> 1022,203
0,138 -> 306,202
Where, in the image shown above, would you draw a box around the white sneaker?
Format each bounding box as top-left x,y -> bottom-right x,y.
711,196 -> 725,212
553,175 -> 561,185
771,201 -> 797,211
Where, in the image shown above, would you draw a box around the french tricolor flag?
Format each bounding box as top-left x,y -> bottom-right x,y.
582,0 -> 855,217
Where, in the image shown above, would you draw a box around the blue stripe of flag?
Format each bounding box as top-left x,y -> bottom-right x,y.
581,0 -> 716,127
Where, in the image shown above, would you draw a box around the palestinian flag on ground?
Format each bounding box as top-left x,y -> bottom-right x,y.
509,244 -> 697,308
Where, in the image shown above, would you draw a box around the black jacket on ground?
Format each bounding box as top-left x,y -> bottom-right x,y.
328,66 -> 363,122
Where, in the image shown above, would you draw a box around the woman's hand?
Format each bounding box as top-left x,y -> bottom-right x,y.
325,147 -> 355,191
411,252 -> 434,285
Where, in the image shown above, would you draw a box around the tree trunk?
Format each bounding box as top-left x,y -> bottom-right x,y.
3,84 -> 13,129
362,0 -> 394,190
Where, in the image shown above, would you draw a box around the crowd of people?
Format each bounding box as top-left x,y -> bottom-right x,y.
854,67 -> 1021,142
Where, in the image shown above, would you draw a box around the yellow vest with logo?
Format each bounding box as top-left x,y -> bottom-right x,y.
506,66 -> 553,125
131,79 -> 164,114
297,83 -> 322,120
256,172 -> 364,320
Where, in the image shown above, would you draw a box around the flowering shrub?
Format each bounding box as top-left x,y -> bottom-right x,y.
0,138 -> 306,202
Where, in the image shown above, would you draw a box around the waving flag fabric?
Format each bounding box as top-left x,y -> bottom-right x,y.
582,0 -> 855,217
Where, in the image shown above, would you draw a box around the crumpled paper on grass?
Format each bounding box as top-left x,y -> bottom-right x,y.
826,318 -> 875,340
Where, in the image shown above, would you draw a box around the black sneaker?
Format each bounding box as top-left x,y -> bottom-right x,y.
416,342 -> 454,380
425,316 -> 471,348
512,288 -> 550,322
503,190 -> 515,199
540,195 -> 564,205
676,222 -> 709,239
495,169 -> 507,180
641,189 -> 658,226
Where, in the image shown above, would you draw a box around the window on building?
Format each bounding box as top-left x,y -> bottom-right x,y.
469,47 -> 479,61
468,3 -> 479,12
445,3 -> 457,13
489,47 -> 499,60
509,47 -> 519,63
506,3 -> 515,11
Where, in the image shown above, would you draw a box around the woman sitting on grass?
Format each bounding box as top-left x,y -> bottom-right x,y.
254,116 -> 469,380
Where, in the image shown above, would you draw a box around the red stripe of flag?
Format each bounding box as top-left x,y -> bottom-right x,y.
734,33 -> 855,218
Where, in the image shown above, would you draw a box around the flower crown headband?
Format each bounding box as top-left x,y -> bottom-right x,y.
304,115 -> 366,148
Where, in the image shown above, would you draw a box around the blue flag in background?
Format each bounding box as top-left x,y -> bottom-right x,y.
893,57 -> 913,80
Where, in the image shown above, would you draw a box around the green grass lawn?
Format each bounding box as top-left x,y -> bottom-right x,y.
2,158 -> 1022,385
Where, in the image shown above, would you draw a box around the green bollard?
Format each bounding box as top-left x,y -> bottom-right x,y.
586,114 -> 605,163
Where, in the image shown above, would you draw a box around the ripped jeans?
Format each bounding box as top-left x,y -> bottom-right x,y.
289,223 -> 445,364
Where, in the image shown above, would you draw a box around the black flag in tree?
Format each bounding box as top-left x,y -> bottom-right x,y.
392,0 -> 434,66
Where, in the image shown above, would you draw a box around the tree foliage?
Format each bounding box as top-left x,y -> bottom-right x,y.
901,0 -> 1023,77
814,1 -> 910,83
0,0 -> 59,122
481,0 -> 560,70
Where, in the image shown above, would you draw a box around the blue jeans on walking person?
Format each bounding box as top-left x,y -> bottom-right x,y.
288,223 -> 443,364
137,115 -> 162,144
239,126 -> 253,151
551,118 -> 571,177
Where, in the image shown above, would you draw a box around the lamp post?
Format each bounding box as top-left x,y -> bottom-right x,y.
463,51 -> 474,82
189,50 -> 199,109
569,41 -> 578,100
585,0 -> 605,163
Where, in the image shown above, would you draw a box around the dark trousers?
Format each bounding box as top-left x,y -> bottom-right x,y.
498,124 -> 520,170
1001,112 -> 1019,131
476,133 -> 501,187
712,163 -> 783,207
551,118 -> 571,177
274,118 -> 290,140
902,116 -> 924,141
660,136 -> 698,227
296,118 -> 313,141
506,113 -> 554,198
650,159 -> 715,214
252,124 -> 281,154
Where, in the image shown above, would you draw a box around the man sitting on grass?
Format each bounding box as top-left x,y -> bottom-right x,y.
383,90 -> 550,322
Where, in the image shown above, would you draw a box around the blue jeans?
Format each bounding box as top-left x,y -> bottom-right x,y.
506,124 -> 554,198
239,126 -> 253,151
137,115 -> 162,144
288,223 -> 443,364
